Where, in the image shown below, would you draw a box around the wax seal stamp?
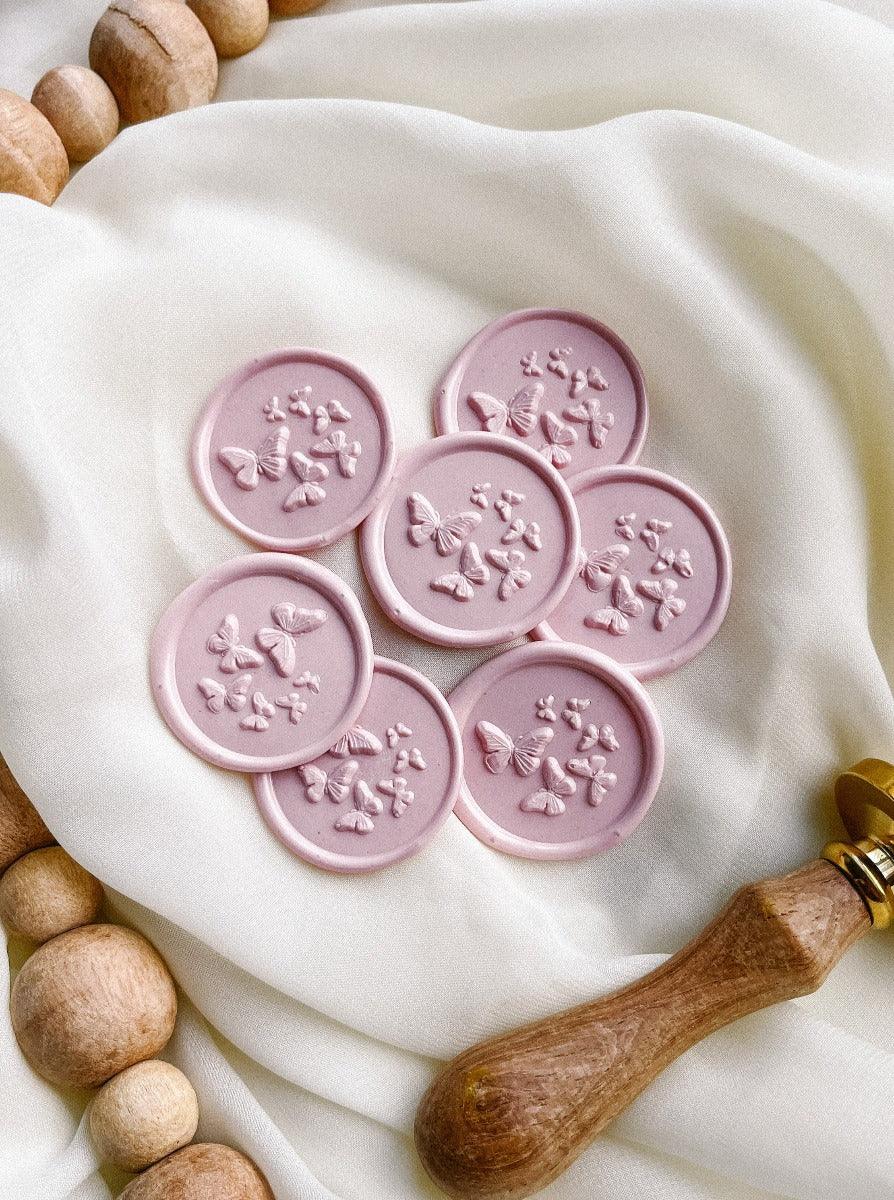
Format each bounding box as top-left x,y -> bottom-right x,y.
434,308 -> 648,479
360,432 -> 580,647
536,464 -> 731,678
449,641 -> 663,860
192,349 -> 396,551
254,656 -> 463,873
150,553 -> 374,772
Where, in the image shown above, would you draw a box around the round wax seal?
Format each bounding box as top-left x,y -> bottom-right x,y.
150,554 -> 374,773
360,432 -> 580,648
254,656 -> 462,873
450,641 -> 663,860
434,308 -> 647,479
192,349 -> 396,551
535,465 -> 732,678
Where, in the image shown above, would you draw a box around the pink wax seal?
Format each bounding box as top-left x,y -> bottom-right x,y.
434,308 -> 647,479
254,656 -> 463,873
449,641 -> 663,860
192,349 -> 396,552
360,432 -> 580,648
535,465 -> 732,678
150,553 -> 374,773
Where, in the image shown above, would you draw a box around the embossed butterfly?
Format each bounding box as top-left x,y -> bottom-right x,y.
407,492 -> 482,557
289,386 -> 312,416
579,543 -> 630,593
311,430 -> 361,478
585,574 -> 644,636
430,541 -> 490,602
239,691 -> 275,732
197,673 -> 251,714
329,725 -> 383,757
640,518 -> 672,552
299,759 -> 359,803
334,781 -> 382,834
486,548 -> 532,601
312,399 -> 352,435
564,399 -> 615,449
501,518 -> 542,551
520,756 -> 576,816
567,755 -> 617,805
494,489 -> 525,522
637,578 -> 686,631
467,383 -> 542,437
538,411 -> 577,469
218,427 -> 289,491
394,747 -> 426,772
577,723 -> 620,753
652,547 -> 693,578
206,614 -> 263,673
275,693 -> 308,724
475,721 -> 554,776
255,603 -> 327,676
386,722 -> 412,748
377,777 -> 414,817
283,451 -> 329,511
615,513 -> 637,541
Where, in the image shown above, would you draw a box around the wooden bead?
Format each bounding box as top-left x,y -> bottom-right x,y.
187,0 -> 268,58
119,1143 -> 274,1199
31,66 -> 119,164
0,755 -> 55,874
0,847 -> 103,943
11,924 -> 176,1088
0,89 -> 68,205
90,1059 -> 198,1170
269,0 -> 326,15
89,0 -> 218,124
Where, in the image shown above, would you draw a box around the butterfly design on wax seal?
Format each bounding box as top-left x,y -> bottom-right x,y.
311,430 -> 361,478
299,759 -> 359,804
289,386 -> 312,416
535,695 -> 557,722
239,691 -> 275,732
470,482 -> 491,509
263,396 -> 286,422
197,673 -> 251,714
640,518 -> 672,552
206,614 -> 263,673
293,670 -> 321,693
501,518 -> 542,551
486,548 -> 532,600
520,756 -> 576,816
547,347 -> 572,379
407,493 -> 482,557
538,411 -> 577,469
329,725 -> 383,758
312,399 -> 352,435
475,721 -> 554,776
577,723 -> 620,753
579,543 -> 630,593
430,541 -> 490,601
567,755 -> 617,805
394,747 -> 426,772
386,722 -> 412,748
377,777 -> 415,817
520,351 -> 543,377
218,427 -> 289,491
652,547 -> 693,578
274,693 -> 308,724
467,383 -> 542,437
563,399 -> 615,449
637,578 -> 686,631
334,781 -> 383,834
283,451 -> 329,511
255,603 -> 327,676
494,489 -> 525,522
561,697 -> 590,730
615,513 -> 637,541
586,574 -> 644,635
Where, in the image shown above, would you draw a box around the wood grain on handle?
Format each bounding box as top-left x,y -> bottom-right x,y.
415,860 -> 870,1200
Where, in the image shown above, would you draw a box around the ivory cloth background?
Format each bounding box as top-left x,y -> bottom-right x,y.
1,1 -> 894,1197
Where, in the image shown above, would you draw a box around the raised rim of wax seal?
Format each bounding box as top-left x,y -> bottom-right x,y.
150,553 -> 374,773
191,348 -> 396,552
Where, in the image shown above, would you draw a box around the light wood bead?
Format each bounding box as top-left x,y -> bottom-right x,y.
0,89 -> 69,206
89,0 -> 218,124
90,1059 -> 198,1171
0,847 -> 103,944
187,0 -> 269,58
119,1143 -> 274,1199
11,924 -> 177,1088
269,0 -> 326,15
0,755 -> 55,874
31,66 -> 119,164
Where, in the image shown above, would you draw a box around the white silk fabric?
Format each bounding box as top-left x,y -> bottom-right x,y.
1,1 -> 893,1197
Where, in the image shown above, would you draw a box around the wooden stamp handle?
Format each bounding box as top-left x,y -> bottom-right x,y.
415,859 -> 870,1200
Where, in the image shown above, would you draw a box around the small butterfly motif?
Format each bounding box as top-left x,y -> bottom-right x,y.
640,518 -> 672,552
311,430 -> 361,478
535,695 -> 557,722
330,725 -> 383,757
468,384 -> 542,437
283,451 -> 329,511
293,671 -> 321,693
585,574 -> 644,636
615,513 -> 637,541
577,723 -> 620,753
579,543 -> 630,593
218,427 -> 289,490
520,756 -> 576,816
486,548 -> 532,601
312,399 -> 352,435
520,350 -> 543,377
563,399 -> 615,449
377,776 -> 414,817
197,673 -> 251,714
568,369 -> 587,399
494,489 -> 525,522
240,691 -> 275,732
299,759 -> 358,804
539,411 -> 577,469
386,722 -> 412,748
561,697 -> 590,730
547,347 -> 572,379
475,721 -> 553,776
275,693 -> 308,724
334,781 -> 382,834
394,747 -> 427,772
470,482 -> 491,509
652,547 -> 693,578
289,386 -> 312,416
206,614 -> 263,673
407,493 -> 482,557
430,541 -> 490,602
501,518 -> 542,551
637,578 -> 686,631
263,396 -> 286,422
566,755 -> 617,806
255,603 -> 327,676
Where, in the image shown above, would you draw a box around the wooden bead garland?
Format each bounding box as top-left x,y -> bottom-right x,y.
90,1059 -> 199,1170
120,1142 -> 275,1198
187,0 -> 269,59
31,66 -> 120,163
0,756 -> 55,873
0,846 -> 103,943
0,88 -> 69,206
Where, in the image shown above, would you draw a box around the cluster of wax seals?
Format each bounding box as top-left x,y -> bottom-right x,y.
151,310 -> 731,869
